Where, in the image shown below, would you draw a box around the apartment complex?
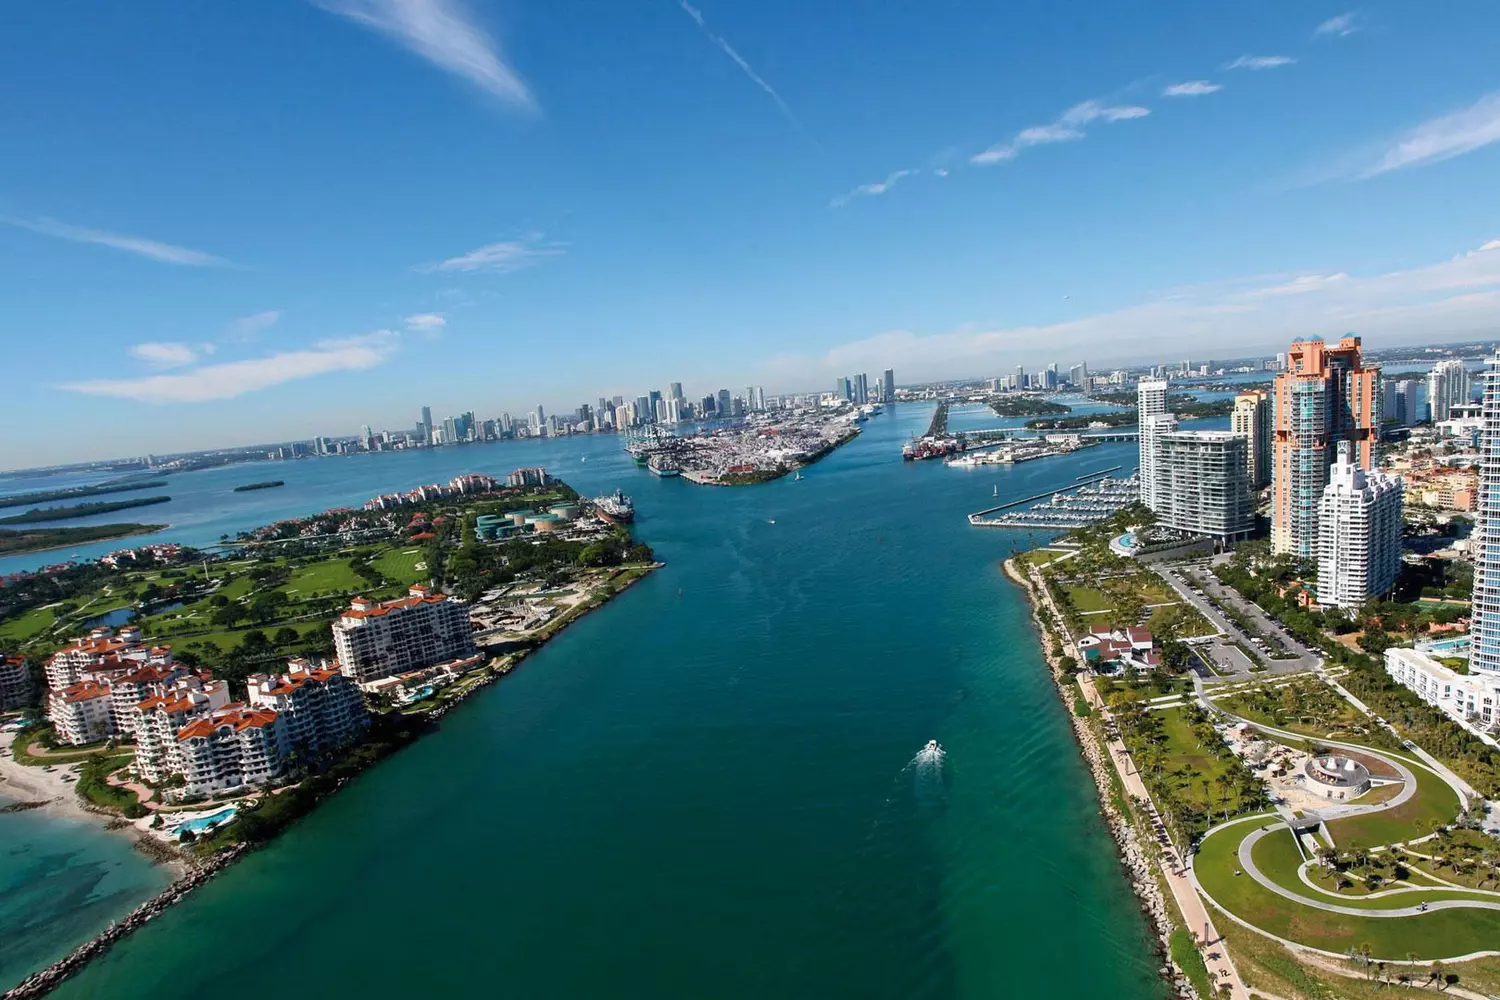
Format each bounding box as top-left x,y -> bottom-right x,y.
1427,359 -> 1472,423
1386,639 -> 1496,734
1468,354 -> 1500,685
132,683 -> 234,784
0,654 -> 31,711
1271,337 -> 1379,557
175,707 -> 288,799
1137,378 -> 1170,511
246,659 -> 368,758
333,585 -> 477,686
1316,442 -> 1404,609
1155,431 -> 1255,544
1231,388 -> 1272,488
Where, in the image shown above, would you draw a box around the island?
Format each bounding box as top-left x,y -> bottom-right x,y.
232,480 -> 285,492
0,468 -> 658,998
987,395 -> 1072,417
0,523 -> 167,556
0,496 -> 172,525
0,478 -> 169,510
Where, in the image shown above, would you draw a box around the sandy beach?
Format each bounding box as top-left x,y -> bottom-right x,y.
0,732 -> 188,877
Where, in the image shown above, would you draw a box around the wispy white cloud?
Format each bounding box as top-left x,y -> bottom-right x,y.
1225,54 -> 1296,71
1163,80 -> 1221,97
1315,12 -> 1358,37
404,312 -> 447,332
677,1 -> 811,142
766,238 -> 1500,381
1356,92 -> 1500,178
228,310 -> 282,340
933,167 -> 950,178
64,332 -> 400,404
971,99 -> 1150,165
830,169 -> 917,208
4,217 -> 226,266
417,234 -> 565,274
311,0 -> 535,112
129,342 -> 208,368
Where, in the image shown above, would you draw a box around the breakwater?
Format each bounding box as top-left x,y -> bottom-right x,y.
2,846 -> 247,1000
1004,558 -> 1198,1000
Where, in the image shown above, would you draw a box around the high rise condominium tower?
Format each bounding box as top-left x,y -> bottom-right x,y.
1231,389 -> 1272,488
1270,337 -> 1378,557
1137,378 -> 1170,510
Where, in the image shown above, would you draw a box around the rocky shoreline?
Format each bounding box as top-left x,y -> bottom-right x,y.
1003,558 -> 1199,1000
2,845 -> 248,1000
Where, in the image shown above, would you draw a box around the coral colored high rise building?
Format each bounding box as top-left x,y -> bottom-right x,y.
1271,336 -> 1379,557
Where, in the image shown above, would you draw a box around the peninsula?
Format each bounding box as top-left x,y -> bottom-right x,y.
0,467 -> 657,997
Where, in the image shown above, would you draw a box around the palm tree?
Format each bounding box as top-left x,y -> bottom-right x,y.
1359,943 -> 1374,979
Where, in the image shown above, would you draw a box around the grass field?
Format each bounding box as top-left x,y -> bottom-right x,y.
286,559 -> 366,595
1064,585 -> 1113,612
372,547 -> 426,585
1325,762 -> 1460,848
0,605 -> 56,644
1195,816 -> 1500,958
1146,707 -> 1261,815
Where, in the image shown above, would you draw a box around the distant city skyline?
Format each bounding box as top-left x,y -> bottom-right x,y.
5,2 -> 1500,468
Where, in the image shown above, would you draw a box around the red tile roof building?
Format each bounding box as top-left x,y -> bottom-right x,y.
132,681 -> 233,784
332,586 -> 476,686
174,705 -> 288,799
246,658 -> 367,758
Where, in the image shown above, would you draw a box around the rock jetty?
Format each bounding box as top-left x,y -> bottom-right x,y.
3,846 -> 248,1000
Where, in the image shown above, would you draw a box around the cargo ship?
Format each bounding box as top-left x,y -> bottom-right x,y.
593,490 -> 635,524
902,437 -> 962,461
647,455 -> 681,477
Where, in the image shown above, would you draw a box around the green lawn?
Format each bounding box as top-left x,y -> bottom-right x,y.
1150,707 -> 1259,814
1195,816 -> 1500,958
1064,585 -> 1113,612
286,558 -> 366,595
372,547 -> 427,585
180,620 -> 328,653
1326,762 -> 1460,848
0,605 -> 56,644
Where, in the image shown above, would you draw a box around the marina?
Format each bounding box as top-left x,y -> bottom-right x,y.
968,471 -> 1138,529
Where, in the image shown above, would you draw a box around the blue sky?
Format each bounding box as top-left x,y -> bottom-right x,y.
4,0 -> 1500,468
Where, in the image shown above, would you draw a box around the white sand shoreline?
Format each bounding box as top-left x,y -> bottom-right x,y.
0,732 -> 189,877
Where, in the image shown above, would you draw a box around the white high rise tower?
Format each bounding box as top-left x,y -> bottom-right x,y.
1137,378 -> 1170,510
1316,441 -> 1404,609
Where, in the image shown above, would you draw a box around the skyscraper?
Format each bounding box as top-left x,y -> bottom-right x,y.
854,373 -> 869,405
1426,359 -> 1471,423
1156,431 -> 1254,544
1465,356 -> 1500,728
1137,378 -> 1170,510
669,382 -> 684,402
1270,336 -> 1378,557
836,377 -> 851,401
1231,389 -> 1272,488
420,406 -> 433,443
1316,441 -> 1403,609
717,388 -> 732,417
882,368 -> 895,402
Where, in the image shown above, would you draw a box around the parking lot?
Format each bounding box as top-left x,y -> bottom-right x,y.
1153,561 -> 1321,680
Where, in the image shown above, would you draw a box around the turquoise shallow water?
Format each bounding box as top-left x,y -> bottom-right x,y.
10,408 -> 1164,999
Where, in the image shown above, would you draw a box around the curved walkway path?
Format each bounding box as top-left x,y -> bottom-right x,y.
1236,822 -> 1500,917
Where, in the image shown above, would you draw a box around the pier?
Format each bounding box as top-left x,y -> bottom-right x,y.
925,401 -> 949,438
969,470 -> 1138,529
962,426 -> 1139,444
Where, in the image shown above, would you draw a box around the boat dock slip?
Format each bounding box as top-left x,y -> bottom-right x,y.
966,467 -> 1121,517
968,471 -> 1138,529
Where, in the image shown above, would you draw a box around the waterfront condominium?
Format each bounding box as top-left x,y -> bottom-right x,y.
1426,359 -> 1472,423
332,585 -> 477,686
1137,378 -> 1170,510
1315,441 -> 1404,609
1155,431 -> 1254,544
0,654 -> 31,710
1271,336 -> 1378,557
1468,354 -> 1500,691
882,368 -> 895,402
246,658 -> 368,757
1231,388 -> 1272,489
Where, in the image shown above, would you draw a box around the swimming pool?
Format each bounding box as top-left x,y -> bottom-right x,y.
173,806 -> 237,834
